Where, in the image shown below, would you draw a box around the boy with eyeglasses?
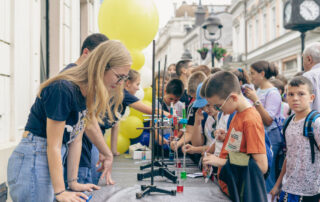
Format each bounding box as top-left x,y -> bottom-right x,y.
202,71 -> 268,201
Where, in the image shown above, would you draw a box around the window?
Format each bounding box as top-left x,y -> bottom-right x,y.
262,11 -> 267,44
283,58 -> 297,72
248,21 -> 253,51
40,0 -> 49,82
63,1 -> 71,67
255,17 -> 259,48
279,0 -> 285,35
235,25 -> 240,52
270,6 -> 276,39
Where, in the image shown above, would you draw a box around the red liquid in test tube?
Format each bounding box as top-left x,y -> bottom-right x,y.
177,185 -> 184,192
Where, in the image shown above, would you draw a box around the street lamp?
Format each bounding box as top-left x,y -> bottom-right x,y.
202,12 -> 223,67
181,49 -> 193,61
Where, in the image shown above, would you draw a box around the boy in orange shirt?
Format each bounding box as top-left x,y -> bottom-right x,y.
202,71 -> 268,200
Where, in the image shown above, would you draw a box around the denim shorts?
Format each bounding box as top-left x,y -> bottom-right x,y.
7,133 -> 67,202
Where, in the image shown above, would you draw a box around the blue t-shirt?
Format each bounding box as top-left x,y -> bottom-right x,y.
25,80 -> 87,144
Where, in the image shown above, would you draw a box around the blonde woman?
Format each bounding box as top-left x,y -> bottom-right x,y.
7,40 -> 132,202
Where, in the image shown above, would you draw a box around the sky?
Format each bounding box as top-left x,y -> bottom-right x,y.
156,0 -> 231,28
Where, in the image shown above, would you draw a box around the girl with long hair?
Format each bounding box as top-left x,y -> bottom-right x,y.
7,40 -> 132,201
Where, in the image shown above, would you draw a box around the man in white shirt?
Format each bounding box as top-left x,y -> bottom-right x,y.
303,42 -> 320,111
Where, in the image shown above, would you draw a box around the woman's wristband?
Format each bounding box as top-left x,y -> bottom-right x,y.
67,178 -> 78,184
54,189 -> 65,197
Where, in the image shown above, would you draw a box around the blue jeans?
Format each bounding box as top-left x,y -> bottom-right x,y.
265,127 -> 283,192
64,165 -> 93,187
7,133 -> 67,202
78,167 -> 92,184
90,145 -> 101,185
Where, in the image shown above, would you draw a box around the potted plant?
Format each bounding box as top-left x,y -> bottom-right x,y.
197,47 -> 209,60
212,44 -> 227,61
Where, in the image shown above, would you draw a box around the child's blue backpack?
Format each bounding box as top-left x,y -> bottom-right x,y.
282,110 -> 320,163
217,111 -> 236,130
264,130 -> 273,177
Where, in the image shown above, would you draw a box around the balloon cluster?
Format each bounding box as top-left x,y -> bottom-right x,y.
99,0 -> 159,154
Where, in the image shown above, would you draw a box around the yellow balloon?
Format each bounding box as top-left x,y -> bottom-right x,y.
106,133 -> 130,154
142,100 -> 152,107
129,49 -> 145,71
119,116 -> 144,139
98,0 -> 159,50
130,108 -> 144,121
104,129 -> 111,138
143,87 -> 153,103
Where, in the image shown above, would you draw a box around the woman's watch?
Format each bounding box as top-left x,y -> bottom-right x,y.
254,100 -> 261,107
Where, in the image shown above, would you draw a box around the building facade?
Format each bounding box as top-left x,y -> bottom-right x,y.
0,0 -> 101,195
230,0 -> 320,78
156,1 -> 232,68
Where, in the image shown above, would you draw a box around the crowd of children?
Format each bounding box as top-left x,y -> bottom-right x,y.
6,30 -> 320,202
150,44 -> 320,201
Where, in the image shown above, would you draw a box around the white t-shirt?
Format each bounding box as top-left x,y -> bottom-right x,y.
155,99 -> 184,136
303,63 -> 320,111
204,115 -> 215,146
214,113 -> 230,157
282,116 -> 320,196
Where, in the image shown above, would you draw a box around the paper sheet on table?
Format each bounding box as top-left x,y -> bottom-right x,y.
187,172 -> 203,178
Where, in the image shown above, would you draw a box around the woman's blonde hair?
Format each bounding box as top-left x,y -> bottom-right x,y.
38,40 -> 132,124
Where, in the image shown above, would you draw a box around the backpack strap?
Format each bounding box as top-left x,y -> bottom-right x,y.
217,112 -> 223,121
227,111 -> 236,130
282,114 -> 295,138
303,110 -> 320,164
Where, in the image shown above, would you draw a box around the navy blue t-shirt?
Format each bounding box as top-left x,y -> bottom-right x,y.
62,63 -> 77,72
79,89 -> 139,168
121,89 -> 139,114
186,104 -> 208,142
180,89 -> 192,110
25,80 -> 87,144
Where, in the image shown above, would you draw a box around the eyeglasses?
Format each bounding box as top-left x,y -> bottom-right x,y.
110,68 -> 129,84
214,94 -> 231,111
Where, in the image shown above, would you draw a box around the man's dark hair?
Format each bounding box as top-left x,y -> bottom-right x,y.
176,60 -> 191,77
205,71 -> 241,99
165,78 -> 184,98
81,33 -> 108,54
288,76 -> 313,94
